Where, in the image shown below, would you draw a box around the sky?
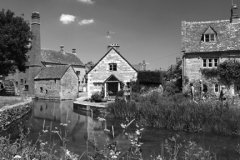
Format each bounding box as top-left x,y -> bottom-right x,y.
0,0 -> 239,70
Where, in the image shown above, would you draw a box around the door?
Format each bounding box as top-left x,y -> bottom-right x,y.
107,82 -> 118,96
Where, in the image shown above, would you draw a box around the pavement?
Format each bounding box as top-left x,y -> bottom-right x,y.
76,92 -> 88,101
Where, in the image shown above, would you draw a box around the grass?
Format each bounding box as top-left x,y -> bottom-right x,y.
0,96 -> 25,108
107,91 -> 240,136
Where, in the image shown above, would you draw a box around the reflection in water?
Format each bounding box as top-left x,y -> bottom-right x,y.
30,99 -> 130,158
1,99 -> 240,160
31,99 -> 104,156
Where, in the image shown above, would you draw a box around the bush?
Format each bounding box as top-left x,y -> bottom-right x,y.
91,92 -> 102,102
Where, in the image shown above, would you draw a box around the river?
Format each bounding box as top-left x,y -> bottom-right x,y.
1,99 -> 240,160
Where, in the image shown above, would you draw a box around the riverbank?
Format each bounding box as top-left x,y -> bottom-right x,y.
107,92 -> 240,136
0,96 -> 32,131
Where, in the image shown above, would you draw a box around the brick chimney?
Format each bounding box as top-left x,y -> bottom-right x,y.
60,45 -> 64,53
28,12 -> 42,95
230,4 -> 240,23
107,44 -> 120,52
29,12 -> 41,65
72,48 -> 76,55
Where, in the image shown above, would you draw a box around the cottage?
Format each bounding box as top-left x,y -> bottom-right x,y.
87,44 -> 137,99
181,4 -> 240,95
4,12 -> 85,97
34,65 -> 78,99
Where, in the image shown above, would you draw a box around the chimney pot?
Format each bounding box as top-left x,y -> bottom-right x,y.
72,48 -> 76,55
107,43 -> 120,51
60,45 -> 64,52
230,4 -> 239,23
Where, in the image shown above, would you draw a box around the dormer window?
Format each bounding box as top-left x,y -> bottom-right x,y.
204,34 -> 216,42
109,63 -> 117,71
202,26 -> 217,43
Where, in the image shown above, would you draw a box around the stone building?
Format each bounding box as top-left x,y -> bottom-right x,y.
34,65 -> 78,99
181,4 -> 240,95
4,12 -> 85,97
87,44 -> 138,98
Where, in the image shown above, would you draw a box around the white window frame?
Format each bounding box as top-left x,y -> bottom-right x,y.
202,58 -> 218,68
214,84 -> 219,93
204,34 -> 216,42
109,63 -> 117,71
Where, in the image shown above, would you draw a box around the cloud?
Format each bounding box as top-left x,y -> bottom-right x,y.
77,0 -> 94,4
78,19 -> 94,25
60,14 -> 76,24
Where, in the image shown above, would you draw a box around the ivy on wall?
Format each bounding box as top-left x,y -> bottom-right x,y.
200,60 -> 240,87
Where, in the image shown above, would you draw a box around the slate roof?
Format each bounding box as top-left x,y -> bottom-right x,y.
181,19 -> 240,53
41,49 -> 84,66
34,65 -> 70,80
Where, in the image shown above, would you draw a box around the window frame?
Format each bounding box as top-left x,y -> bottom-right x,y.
76,71 -> 80,76
204,34 -> 216,43
214,84 -> 219,93
24,85 -> 29,91
109,63 -> 117,71
202,58 -> 218,68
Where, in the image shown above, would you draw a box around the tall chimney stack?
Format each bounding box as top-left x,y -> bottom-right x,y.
230,4 -> 239,23
30,12 -> 41,65
28,12 -> 42,95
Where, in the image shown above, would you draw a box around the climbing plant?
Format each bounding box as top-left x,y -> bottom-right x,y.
200,60 -> 240,88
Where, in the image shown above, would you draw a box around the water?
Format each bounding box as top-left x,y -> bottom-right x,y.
1,99 -> 240,159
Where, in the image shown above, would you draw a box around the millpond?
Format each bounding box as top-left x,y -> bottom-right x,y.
1,99 -> 240,159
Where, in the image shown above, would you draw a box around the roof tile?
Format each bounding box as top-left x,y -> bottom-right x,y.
34,65 -> 70,80
182,19 -> 240,53
41,49 -> 84,65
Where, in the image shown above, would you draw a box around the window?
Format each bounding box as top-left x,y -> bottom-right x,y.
40,87 -> 43,93
203,59 -> 207,67
16,82 -> 18,86
204,34 -> 216,42
24,85 -> 29,91
214,84 -> 219,92
109,63 -> 117,71
76,71 -> 80,76
20,79 -> 23,85
202,58 -> 218,68
46,90 -> 48,94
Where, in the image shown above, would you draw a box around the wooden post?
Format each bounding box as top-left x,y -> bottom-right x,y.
104,83 -> 107,98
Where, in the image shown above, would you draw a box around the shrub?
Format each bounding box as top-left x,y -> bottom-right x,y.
137,71 -> 163,84
91,92 -> 102,102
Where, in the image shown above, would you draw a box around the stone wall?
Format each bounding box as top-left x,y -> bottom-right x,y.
0,98 -> 32,131
87,49 -> 137,98
72,66 -> 86,92
183,51 -> 240,94
60,67 -> 79,99
34,79 -> 61,99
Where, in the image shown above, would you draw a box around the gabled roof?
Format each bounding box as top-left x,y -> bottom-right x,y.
41,49 -> 84,66
181,19 -> 240,53
104,74 -> 124,83
203,26 -> 216,34
34,65 -> 70,80
88,47 -> 138,74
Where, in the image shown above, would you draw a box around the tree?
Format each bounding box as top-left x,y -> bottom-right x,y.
216,60 -> 240,87
163,60 -> 183,94
0,9 -> 31,76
